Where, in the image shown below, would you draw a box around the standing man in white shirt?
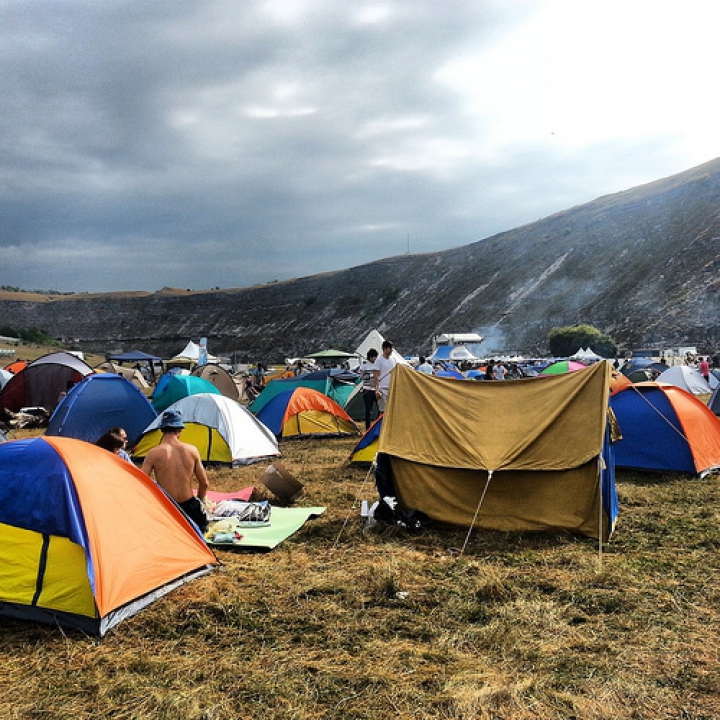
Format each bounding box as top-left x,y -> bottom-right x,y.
375,340 -> 397,413
358,348 -> 380,429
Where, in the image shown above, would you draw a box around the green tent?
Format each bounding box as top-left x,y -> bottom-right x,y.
303,349 -> 357,362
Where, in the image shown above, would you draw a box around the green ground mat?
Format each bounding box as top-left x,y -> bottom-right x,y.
206,506 -> 326,550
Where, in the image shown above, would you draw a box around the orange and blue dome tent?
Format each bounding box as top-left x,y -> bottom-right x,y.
255,386 -> 359,439
0,436 -> 217,636
610,382 -> 720,475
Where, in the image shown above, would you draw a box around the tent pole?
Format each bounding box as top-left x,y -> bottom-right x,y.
459,470 -> 493,556
597,457 -> 603,574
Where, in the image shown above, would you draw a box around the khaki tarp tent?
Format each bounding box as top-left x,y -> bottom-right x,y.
193,363 -> 240,401
378,361 -> 617,541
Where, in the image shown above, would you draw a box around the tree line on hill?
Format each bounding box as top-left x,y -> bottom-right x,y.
0,325 -> 59,346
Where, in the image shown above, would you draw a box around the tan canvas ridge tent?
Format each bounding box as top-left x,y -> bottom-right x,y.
378,362 -> 618,541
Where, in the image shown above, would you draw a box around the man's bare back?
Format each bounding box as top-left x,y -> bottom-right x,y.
142,432 -> 208,504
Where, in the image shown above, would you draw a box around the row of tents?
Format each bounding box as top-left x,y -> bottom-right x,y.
3,350 -> 720,472
2,347 -> 720,638
0,349 -> 367,636
0,352 -> 363,459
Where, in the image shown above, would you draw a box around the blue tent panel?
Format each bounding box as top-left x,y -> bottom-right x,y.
610,388 -> 695,473
354,415 -> 383,453
255,390 -> 293,436
601,425 -> 619,537
0,438 -> 89,550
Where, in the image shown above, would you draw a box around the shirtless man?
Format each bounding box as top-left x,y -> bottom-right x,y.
141,410 -> 209,532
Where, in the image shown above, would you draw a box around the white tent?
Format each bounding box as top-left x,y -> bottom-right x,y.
353,329 -> 410,369
655,365 -> 717,395
170,341 -> 218,365
135,393 -> 279,465
0,368 -> 12,390
571,347 -> 603,362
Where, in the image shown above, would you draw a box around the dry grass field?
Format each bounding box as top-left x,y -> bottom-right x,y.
1,428 -> 719,719
0,341 -> 106,368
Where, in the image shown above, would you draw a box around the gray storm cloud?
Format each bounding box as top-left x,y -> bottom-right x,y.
1,0 -> 717,292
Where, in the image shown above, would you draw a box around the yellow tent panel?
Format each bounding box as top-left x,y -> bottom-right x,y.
0,523 -> 95,616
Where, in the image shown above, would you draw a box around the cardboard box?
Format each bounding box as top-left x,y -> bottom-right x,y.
260,462 -> 304,504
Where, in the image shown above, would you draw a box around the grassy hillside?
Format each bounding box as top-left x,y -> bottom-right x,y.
2,158 -> 719,360
0,433 -> 717,719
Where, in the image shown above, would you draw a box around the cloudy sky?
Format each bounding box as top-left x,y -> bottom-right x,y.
2,0 -> 719,294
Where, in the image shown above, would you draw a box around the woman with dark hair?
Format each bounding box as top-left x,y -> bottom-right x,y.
97,427 -> 131,461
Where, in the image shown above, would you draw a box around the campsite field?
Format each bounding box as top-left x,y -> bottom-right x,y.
1,431 -> 719,719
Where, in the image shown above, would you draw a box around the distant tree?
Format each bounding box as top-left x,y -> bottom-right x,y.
0,325 -> 21,339
547,324 -> 618,358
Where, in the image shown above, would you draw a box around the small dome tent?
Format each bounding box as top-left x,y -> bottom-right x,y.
151,374 -> 221,413
192,363 -> 240,401
46,373 -> 157,447
0,352 -> 94,413
0,437 -> 216,636
610,382 -> 720,475
654,366 -> 717,395
249,368 -> 359,416
134,393 -> 279,465
255,387 -> 359,439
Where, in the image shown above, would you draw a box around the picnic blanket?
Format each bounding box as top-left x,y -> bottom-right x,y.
205,506 -> 326,550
